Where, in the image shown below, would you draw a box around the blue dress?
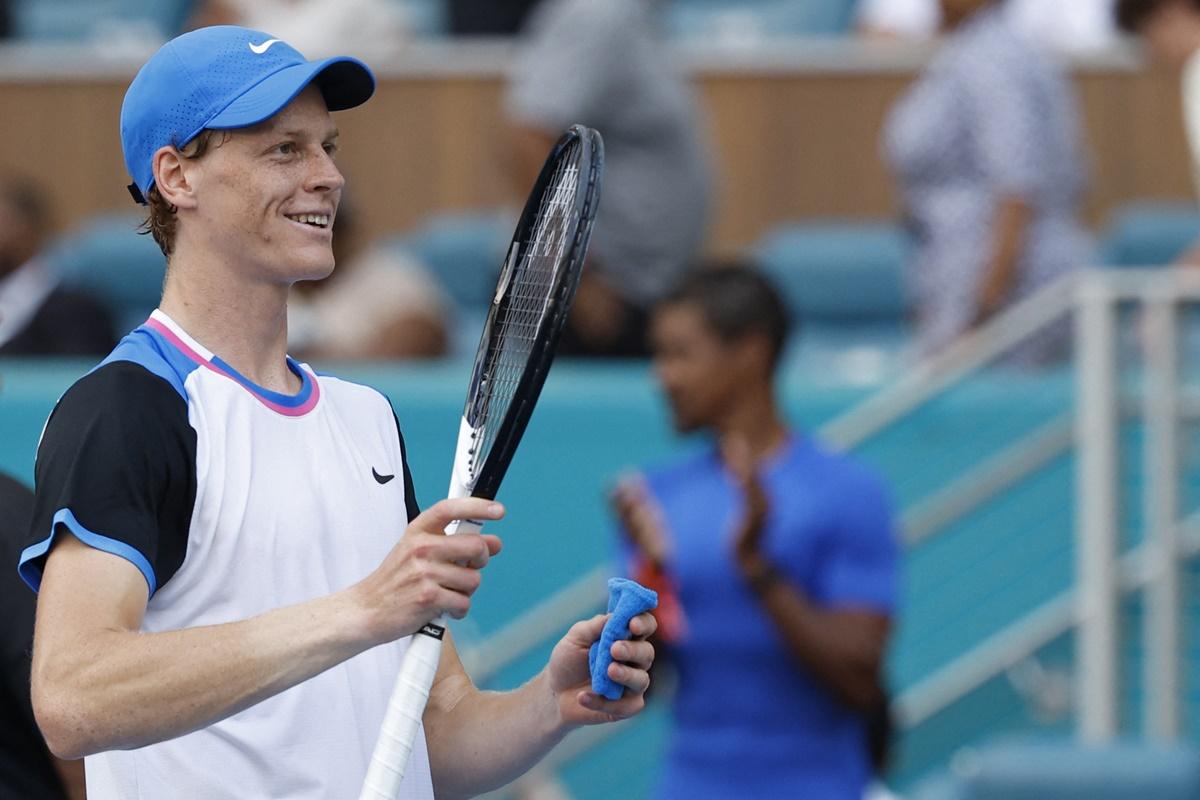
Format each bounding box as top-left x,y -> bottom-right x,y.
630,436 -> 899,799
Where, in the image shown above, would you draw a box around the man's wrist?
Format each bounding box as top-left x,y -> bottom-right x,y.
739,556 -> 782,595
534,669 -> 579,738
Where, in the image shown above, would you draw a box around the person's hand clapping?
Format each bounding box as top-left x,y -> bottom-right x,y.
721,436 -> 773,583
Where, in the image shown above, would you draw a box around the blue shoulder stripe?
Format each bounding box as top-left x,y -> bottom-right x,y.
95,325 -> 199,401
18,508 -> 157,596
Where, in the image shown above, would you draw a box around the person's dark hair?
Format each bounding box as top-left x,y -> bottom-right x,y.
139,129 -> 228,259
1115,0 -> 1200,33
0,176 -> 49,233
660,261 -> 793,371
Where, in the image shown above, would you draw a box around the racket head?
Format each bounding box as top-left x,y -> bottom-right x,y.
460,124 -> 604,500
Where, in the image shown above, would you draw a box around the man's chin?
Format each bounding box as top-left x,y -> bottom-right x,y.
294,257 -> 335,283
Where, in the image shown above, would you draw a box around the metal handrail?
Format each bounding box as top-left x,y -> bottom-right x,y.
895,509 -> 1200,728
901,413 -> 1074,546
821,272 -> 1079,450
460,565 -> 610,684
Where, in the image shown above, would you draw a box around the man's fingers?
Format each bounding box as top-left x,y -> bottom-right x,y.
627,611 -> 658,641
611,639 -> 655,670
569,613 -> 609,645
607,661 -> 651,695
410,497 -> 505,535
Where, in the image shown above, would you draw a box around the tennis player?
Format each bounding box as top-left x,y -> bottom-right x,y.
18,26 -> 654,799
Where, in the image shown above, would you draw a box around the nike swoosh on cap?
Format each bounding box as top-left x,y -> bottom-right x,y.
248,38 -> 282,55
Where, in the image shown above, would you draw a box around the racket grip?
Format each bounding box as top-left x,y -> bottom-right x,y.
359,622 -> 446,800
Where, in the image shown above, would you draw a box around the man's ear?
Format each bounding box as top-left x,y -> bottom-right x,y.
732,331 -> 773,381
151,146 -> 198,210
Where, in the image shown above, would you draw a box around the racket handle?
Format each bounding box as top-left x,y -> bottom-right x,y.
359,619 -> 446,799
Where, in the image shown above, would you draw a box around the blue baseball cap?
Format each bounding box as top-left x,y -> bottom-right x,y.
120,25 -> 375,204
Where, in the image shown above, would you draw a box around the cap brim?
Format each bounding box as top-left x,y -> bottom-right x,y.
206,56 -> 375,130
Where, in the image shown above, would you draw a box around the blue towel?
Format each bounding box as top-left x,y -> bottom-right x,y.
588,577 -> 658,701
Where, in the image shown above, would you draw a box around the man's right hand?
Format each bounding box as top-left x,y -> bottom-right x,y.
350,497 -> 504,646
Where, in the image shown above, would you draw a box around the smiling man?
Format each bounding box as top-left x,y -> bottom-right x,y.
17,26 -> 655,800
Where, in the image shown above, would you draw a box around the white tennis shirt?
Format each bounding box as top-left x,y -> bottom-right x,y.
20,310 -> 434,799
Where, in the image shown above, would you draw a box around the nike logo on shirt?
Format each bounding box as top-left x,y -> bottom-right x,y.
248,38 -> 282,54
372,468 -> 395,484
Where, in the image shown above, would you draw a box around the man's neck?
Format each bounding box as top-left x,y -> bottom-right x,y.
159,251 -> 298,394
715,387 -> 790,463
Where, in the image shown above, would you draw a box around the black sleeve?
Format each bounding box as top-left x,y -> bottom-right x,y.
392,411 -> 420,522
20,362 -> 197,596
0,473 -> 68,799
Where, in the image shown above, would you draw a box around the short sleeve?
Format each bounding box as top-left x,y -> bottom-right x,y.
391,410 -> 421,523
505,0 -> 637,129
18,362 -> 197,596
814,468 -> 899,613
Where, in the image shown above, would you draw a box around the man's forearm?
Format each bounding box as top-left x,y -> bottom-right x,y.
33,590 -> 369,759
424,670 -> 571,799
975,196 -> 1032,322
741,560 -> 886,711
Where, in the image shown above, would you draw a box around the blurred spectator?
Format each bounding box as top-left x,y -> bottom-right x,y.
0,178 -> 116,357
1116,0 -> 1200,266
0,471 -> 85,798
859,0 -> 1119,53
881,0 -> 1092,364
505,0 -> 713,358
447,0 -> 541,35
288,203 -> 450,360
187,0 -> 409,59
612,265 -> 898,798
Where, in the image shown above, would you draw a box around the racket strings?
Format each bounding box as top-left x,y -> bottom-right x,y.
469,144 -> 583,478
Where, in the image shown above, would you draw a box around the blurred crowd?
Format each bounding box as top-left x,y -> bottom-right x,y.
0,0 -> 1134,367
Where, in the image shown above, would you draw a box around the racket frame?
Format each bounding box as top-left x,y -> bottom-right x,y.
358,125 -> 604,800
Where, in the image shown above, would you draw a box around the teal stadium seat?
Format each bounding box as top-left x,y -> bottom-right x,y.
11,0 -> 191,41
912,740 -> 1200,800
665,0 -> 860,39
47,212 -> 166,335
1095,201 -> 1200,268
754,220 -> 912,322
750,220 -> 914,377
752,220 -> 914,373
386,210 -> 511,312
384,210 -> 513,354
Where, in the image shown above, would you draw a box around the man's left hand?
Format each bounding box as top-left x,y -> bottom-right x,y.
545,612 -> 656,726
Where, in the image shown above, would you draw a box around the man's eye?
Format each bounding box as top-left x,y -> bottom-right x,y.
323,142 -> 339,156
275,142 -> 296,155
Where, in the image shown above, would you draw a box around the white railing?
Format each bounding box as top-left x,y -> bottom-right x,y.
458,268 -> 1200,795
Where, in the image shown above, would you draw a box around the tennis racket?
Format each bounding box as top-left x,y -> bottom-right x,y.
359,124 -> 604,799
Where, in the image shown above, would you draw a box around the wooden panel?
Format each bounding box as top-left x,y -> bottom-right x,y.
0,64 -> 1193,252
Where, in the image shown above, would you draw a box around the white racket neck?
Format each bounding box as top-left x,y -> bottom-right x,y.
445,415 -> 483,535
